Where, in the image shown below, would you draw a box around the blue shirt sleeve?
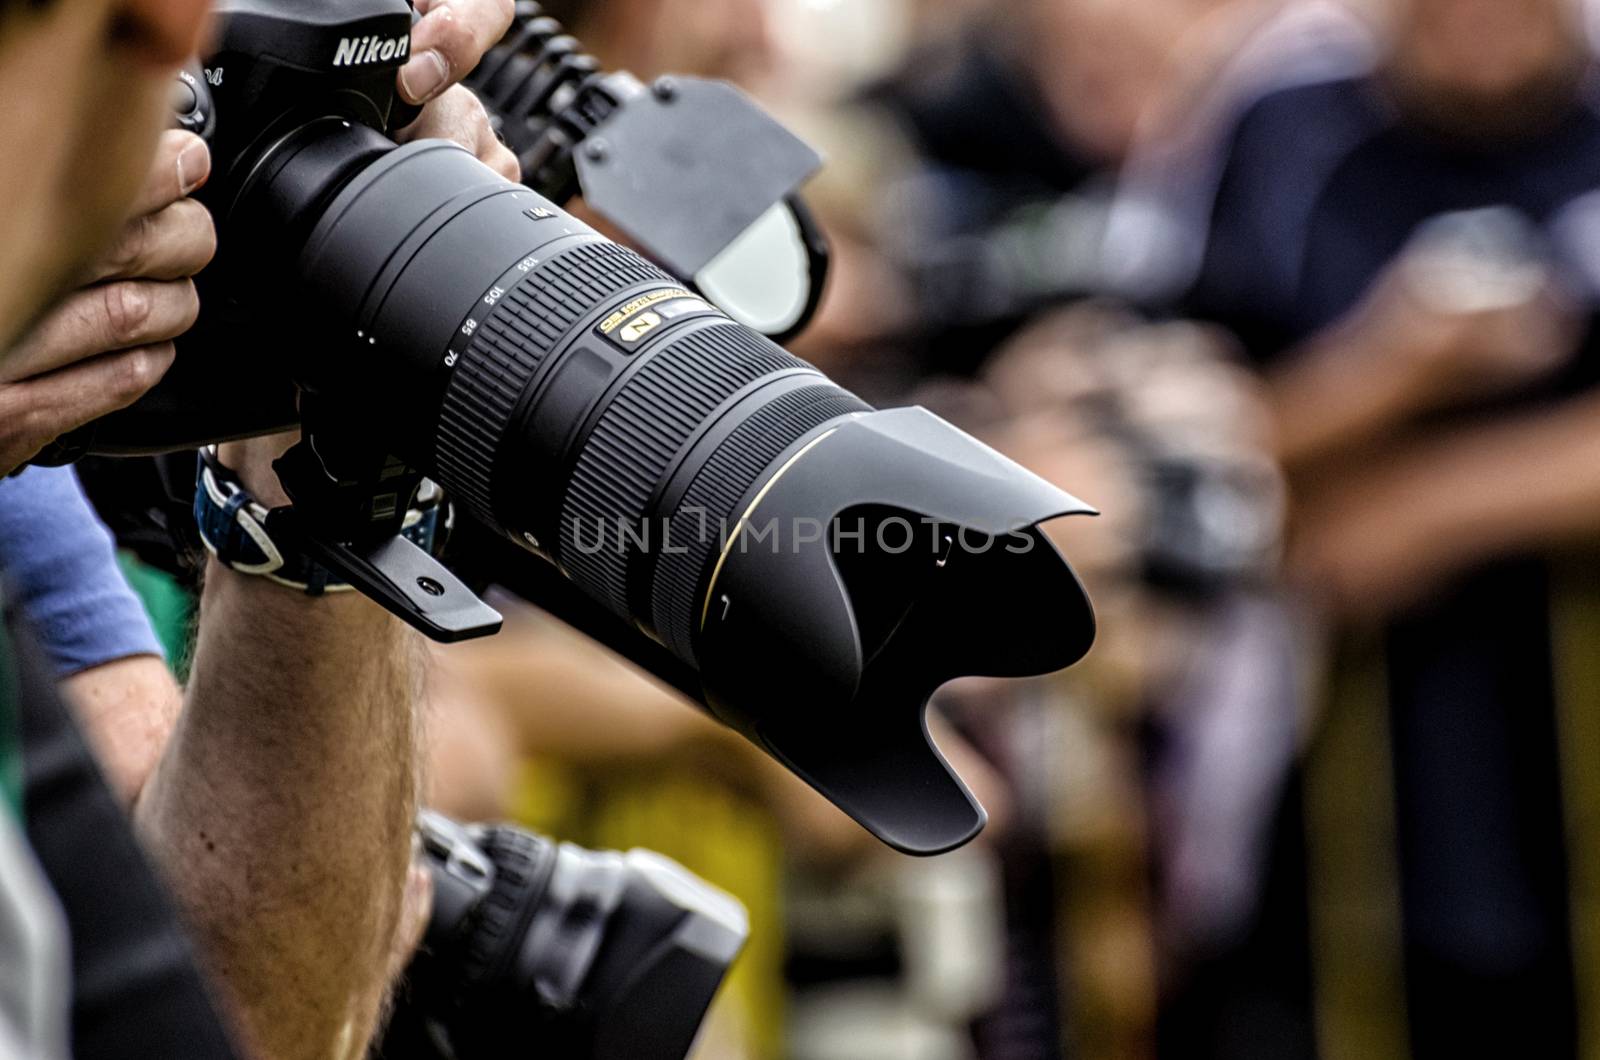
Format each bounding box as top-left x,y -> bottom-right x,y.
0,467 -> 165,676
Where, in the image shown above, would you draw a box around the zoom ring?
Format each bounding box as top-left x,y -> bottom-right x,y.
435,240 -> 675,528
651,384 -> 870,664
558,323 -> 807,620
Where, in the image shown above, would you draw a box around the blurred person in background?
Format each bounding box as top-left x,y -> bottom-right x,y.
947,305 -> 1288,1060
822,0 -> 1238,383
1123,0 -> 1600,1055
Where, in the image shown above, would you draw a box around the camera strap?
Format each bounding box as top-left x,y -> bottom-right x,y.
193,446 -> 442,595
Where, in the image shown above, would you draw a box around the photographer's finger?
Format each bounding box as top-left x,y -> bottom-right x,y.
0,344 -> 176,466
92,198 -> 217,282
398,86 -> 500,160
1,280 -> 199,383
483,134 -> 520,181
131,130 -> 211,218
400,0 -> 514,105
459,94 -> 520,178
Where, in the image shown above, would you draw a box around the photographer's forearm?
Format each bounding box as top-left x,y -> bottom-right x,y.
134,566 -> 422,1059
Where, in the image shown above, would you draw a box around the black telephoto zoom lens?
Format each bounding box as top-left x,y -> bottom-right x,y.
288,130 -> 867,667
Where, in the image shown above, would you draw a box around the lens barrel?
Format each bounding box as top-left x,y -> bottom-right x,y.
293,135 -> 870,663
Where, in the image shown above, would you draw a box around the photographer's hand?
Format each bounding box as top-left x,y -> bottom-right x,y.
0,130 -> 212,476
398,84 -> 520,179
396,0 -> 514,107
391,0 -> 519,178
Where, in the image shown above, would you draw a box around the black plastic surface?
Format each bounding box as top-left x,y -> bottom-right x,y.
575,78 -> 823,278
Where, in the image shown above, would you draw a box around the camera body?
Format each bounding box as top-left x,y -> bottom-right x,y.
85,0 -> 419,453
386,813 -> 748,1060
197,0 -> 409,164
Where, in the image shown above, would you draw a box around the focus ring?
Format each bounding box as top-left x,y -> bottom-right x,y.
456,826 -> 557,995
558,323 -> 806,619
435,240 -> 674,527
652,384 -> 870,664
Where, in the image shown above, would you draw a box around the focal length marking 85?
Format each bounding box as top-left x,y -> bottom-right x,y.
446,252 -> 548,370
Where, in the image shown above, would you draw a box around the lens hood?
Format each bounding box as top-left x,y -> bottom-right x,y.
694,408 -> 1096,854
